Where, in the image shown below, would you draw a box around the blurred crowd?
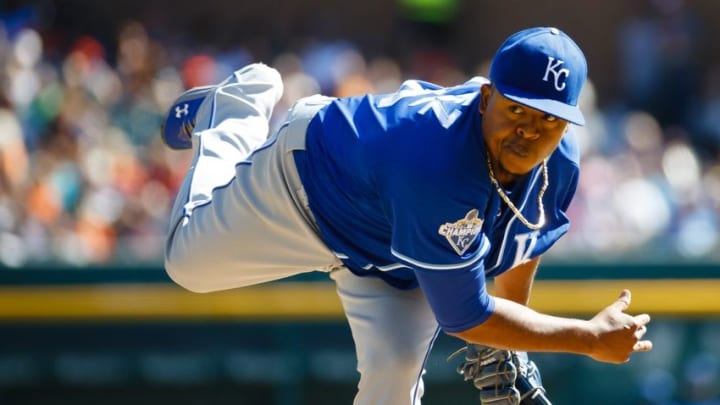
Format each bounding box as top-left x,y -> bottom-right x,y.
0,5 -> 719,267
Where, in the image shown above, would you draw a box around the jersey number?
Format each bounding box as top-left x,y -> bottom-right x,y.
376,81 -> 474,128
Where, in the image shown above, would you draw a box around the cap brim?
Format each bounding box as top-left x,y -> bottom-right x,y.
496,85 -> 586,126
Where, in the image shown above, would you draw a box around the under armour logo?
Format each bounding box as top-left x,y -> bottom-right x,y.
174,103 -> 190,118
542,56 -> 570,91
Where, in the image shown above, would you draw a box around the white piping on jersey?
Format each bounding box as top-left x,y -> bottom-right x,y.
333,252 -> 411,272
376,263 -> 411,271
486,167 -> 543,273
333,252 -> 414,272
335,253 -> 411,272
333,234 -> 491,272
392,236 -> 489,270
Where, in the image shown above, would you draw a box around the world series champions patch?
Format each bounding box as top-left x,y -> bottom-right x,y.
438,209 -> 484,255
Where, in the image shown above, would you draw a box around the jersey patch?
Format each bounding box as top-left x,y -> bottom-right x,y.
438,209 -> 484,255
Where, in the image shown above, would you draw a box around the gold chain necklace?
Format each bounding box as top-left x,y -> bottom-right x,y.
486,154 -> 548,230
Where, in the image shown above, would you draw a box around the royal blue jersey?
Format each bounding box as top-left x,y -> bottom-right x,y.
294,78 -> 579,332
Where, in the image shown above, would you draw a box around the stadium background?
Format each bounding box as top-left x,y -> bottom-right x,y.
0,0 -> 719,403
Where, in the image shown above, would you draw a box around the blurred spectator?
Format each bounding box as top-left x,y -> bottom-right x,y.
696,64 -> 720,160
617,0 -> 701,133
680,352 -> 720,404
637,367 -> 679,405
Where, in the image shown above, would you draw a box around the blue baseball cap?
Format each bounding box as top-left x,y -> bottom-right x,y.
489,27 -> 587,126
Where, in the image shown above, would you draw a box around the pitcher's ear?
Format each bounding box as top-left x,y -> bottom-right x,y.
479,84 -> 492,114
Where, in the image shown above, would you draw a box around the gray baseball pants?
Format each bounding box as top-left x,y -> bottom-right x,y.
164,63 -> 440,405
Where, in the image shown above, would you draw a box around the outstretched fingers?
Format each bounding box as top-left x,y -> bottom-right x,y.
631,313 -> 652,353
634,313 -> 651,326
613,289 -> 632,311
590,290 -> 654,362
633,340 -> 653,352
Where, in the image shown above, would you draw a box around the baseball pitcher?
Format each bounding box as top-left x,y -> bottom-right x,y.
162,27 -> 652,404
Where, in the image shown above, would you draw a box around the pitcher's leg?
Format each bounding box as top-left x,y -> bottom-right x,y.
164,63 -> 286,291
331,269 -> 440,405
181,63 -> 283,214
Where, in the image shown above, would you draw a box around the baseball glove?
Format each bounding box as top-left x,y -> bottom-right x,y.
448,343 -> 551,405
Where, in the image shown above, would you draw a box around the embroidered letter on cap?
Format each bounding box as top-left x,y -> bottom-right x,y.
542,56 -> 570,91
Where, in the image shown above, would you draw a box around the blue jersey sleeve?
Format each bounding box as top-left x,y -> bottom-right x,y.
385,175 -> 496,331
414,265 -> 496,332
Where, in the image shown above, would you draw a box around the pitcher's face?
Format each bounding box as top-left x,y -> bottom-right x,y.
479,84 -> 568,185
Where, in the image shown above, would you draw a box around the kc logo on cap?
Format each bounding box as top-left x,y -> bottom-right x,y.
489,27 -> 587,126
543,56 -> 570,92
